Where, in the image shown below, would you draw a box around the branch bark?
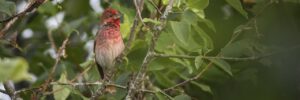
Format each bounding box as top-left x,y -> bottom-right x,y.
4,81 -> 17,100
39,36 -> 70,93
125,0 -> 174,99
50,82 -> 127,89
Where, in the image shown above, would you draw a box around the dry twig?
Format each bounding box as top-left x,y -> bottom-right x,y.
0,0 -> 46,38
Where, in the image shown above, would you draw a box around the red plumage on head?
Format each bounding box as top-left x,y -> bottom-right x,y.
100,8 -> 120,26
103,8 -> 118,15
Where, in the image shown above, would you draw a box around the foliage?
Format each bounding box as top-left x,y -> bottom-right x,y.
0,0 -> 300,100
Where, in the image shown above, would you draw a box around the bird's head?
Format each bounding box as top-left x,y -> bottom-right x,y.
100,8 -> 121,26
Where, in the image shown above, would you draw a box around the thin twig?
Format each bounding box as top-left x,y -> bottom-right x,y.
70,62 -> 93,82
121,15 -> 138,56
47,30 -> 57,51
117,0 -> 143,63
159,90 -> 174,100
40,36 -> 70,93
0,89 -> 7,94
164,62 -> 213,91
154,53 -> 259,61
15,87 -> 38,95
134,0 -> 146,26
50,82 -> 127,89
254,19 -> 262,37
148,0 -> 162,14
0,0 -> 46,38
49,37 -> 69,79
137,0 -> 175,79
0,18 -> 18,38
51,82 -> 102,86
4,81 -> 17,99
0,0 -> 45,23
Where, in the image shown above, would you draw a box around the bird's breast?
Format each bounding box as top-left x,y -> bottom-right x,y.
95,36 -> 124,69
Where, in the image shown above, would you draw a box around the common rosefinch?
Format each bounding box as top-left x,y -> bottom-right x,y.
94,8 -> 124,80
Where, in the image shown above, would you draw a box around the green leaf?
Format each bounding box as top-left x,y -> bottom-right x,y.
168,12 -> 183,21
148,59 -> 168,71
221,39 -> 250,57
191,81 -> 212,94
143,18 -> 161,25
170,21 -> 190,46
208,58 -> 233,76
53,72 -> 71,100
187,0 -> 209,10
191,9 -> 205,19
174,94 -> 191,100
79,59 -> 93,68
145,0 -> 156,13
37,2 -> 57,15
199,19 -> 216,32
0,58 -> 31,82
195,56 -> 204,69
156,31 -> 175,52
155,92 -> 168,100
183,9 -> 216,32
221,39 -> 261,58
175,71 -> 212,94
225,0 -> 248,18
0,0 -> 16,16
120,13 -> 132,38
192,25 -> 214,53
62,17 -> 86,36
162,0 -> 169,5
154,72 -> 175,87
69,17 -> 87,29
182,10 -> 199,25
154,88 -> 174,100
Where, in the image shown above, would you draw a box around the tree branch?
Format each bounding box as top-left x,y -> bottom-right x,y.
4,81 -> 17,99
0,89 -> 7,94
117,0 -> 145,63
50,82 -> 127,89
164,62 -> 213,91
39,36 -> 70,93
148,0 -> 162,14
0,0 -> 46,38
126,0 -> 174,99
134,0 -> 146,26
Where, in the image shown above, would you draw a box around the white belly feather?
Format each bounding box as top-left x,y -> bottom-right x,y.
95,39 -> 124,69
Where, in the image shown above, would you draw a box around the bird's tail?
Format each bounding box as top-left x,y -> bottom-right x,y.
96,62 -> 105,79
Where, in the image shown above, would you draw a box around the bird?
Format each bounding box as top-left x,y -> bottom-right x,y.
94,8 -> 124,81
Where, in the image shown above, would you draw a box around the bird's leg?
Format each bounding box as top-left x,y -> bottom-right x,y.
104,69 -> 117,94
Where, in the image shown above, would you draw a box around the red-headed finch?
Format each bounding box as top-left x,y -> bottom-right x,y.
94,8 -> 124,82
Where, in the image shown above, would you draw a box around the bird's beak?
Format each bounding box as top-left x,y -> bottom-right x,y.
113,13 -> 122,19
113,13 -> 124,23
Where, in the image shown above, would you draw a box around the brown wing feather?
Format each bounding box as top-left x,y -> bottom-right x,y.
94,39 -> 105,79
96,61 -> 105,79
